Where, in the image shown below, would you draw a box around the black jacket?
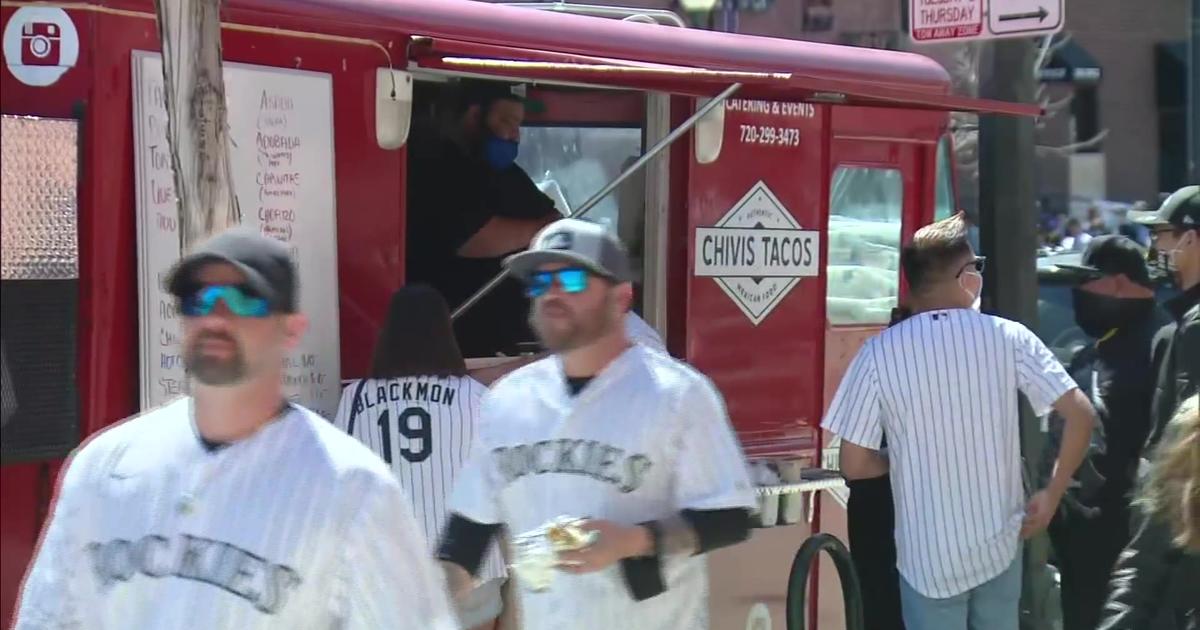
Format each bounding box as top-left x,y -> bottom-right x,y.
1145,284 -> 1200,454
1040,316 -> 1158,519
1098,514 -> 1200,630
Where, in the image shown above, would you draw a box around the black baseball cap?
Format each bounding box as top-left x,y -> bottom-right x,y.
1131,185 -> 1199,230
459,80 -> 546,115
504,218 -> 633,283
1056,234 -> 1153,288
165,226 -> 298,312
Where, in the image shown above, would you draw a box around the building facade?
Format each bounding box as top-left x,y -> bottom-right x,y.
486,0 -> 1192,209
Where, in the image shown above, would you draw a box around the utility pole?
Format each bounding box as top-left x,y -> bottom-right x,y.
1190,0 -> 1199,183
977,37 -> 1052,630
154,0 -> 241,252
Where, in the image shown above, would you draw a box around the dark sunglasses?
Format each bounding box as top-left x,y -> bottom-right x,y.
956,256 -> 987,278
523,267 -> 590,298
180,284 -> 271,318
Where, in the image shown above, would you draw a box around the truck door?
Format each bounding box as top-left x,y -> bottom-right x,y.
822,139 -> 924,410
686,99 -> 829,460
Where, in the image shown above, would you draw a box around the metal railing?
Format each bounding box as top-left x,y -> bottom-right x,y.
786,533 -> 865,630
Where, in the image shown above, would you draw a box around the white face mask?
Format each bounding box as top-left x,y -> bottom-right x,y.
1165,231 -> 1196,281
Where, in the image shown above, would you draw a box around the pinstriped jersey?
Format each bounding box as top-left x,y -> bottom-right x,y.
449,345 -> 756,630
13,398 -> 459,630
625,313 -> 665,352
334,375 -> 506,582
822,309 -> 1076,598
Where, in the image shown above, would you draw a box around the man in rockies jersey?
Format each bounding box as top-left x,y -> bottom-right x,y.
14,228 -> 458,630
437,218 -> 756,630
335,284 -> 507,629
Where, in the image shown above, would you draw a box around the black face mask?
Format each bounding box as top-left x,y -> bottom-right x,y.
1071,288 -> 1155,339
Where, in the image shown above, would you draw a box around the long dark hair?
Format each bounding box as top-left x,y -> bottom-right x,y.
370,284 -> 467,379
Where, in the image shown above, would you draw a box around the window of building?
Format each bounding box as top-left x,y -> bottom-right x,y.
827,166 -> 903,326
1,114 -> 80,462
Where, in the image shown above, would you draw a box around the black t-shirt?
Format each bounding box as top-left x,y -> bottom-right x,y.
405,122 -> 557,357
565,376 -> 593,396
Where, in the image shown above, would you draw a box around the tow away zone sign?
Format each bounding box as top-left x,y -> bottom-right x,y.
910,0 -> 1063,43
911,0 -> 983,42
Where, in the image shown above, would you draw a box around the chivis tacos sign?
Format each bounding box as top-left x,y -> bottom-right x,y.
694,181 -> 819,325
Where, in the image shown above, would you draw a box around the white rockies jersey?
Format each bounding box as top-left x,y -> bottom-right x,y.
449,345 -> 756,630
334,375 -> 506,582
13,398 -> 458,630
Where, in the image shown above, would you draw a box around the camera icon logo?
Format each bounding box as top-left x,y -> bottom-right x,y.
21,22 -> 61,67
3,7 -> 79,87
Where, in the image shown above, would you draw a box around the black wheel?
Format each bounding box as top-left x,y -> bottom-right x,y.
785,533 -> 865,630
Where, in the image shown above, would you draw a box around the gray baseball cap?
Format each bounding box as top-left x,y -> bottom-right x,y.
504,218 -> 632,282
165,226 -> 299,313
1130,185 -> 1199,229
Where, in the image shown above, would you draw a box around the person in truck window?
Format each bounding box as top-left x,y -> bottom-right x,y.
406,80 -> 561,359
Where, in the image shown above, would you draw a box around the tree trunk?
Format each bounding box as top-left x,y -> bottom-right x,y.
154,0 -> 240,253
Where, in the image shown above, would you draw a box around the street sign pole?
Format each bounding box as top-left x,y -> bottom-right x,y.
1190,0 -> 1199,183
914,0 -> 1061,625
977,37 -> 1053,630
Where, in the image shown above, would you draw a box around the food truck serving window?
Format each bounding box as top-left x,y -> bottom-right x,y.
0,115 -> 80,463
514,125 -> 649,306
826,166 -> 903,326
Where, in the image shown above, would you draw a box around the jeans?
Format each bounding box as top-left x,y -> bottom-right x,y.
899,552 -> 1022,630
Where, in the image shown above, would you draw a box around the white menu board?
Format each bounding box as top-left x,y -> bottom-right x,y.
132,50 -> 341,418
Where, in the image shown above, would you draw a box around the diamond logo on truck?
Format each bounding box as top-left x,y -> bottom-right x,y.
694,181 -> 819,325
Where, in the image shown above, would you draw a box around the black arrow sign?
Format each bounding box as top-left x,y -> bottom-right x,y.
998,6 -> 1049,22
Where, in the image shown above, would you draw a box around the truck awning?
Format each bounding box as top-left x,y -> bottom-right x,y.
410,37 -> 1043,116
224,0 -> 1042,117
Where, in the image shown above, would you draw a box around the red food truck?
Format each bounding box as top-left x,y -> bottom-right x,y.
0,1 -> 1037,627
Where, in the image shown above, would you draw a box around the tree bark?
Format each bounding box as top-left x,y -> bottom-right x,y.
154,0 -> 240,253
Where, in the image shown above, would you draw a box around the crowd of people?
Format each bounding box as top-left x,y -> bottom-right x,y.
12,217 -> 753,630
1039,202 -> 1156,254
10,77 -> 752,630
828,185 -> 1198,630
7,73 -> 1196,629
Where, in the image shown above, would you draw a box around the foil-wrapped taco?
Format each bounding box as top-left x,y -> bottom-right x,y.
509,516 -> 598,592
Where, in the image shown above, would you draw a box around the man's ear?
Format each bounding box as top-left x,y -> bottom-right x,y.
281,313 -> 309,350
614,282 -> 634,314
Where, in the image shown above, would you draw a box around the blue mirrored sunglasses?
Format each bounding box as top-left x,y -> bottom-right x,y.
180,285 -> 271,318
523,267 -> 589,298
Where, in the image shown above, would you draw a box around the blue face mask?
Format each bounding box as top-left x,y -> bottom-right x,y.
483,135 -> 519,170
